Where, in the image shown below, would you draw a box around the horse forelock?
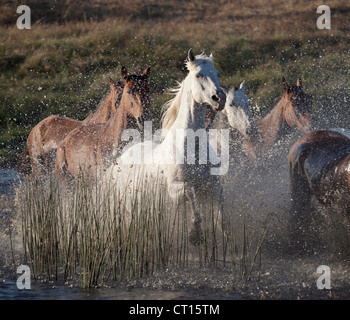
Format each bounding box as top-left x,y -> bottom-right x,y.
288,85 -> 313,114
185,53 -> 214,71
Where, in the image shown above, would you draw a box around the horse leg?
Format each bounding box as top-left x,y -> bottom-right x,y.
211,180 -> 226,232
186,185 -> 203,246
17,147 -> 32,176
288,168 -> 314,254
43,149 -> 58,174
30,153 -> 43,178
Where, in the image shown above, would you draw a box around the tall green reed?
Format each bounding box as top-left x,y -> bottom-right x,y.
17,171 -> 269,288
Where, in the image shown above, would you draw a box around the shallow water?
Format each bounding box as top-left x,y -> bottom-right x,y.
0,169 -> 243,300
1,278 -> 236,300
1,166 -> 350,300
0,169 -> 20,195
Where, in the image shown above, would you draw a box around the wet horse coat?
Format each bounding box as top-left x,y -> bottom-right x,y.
55,66 -> 151,182
102,49 -> 226,246
226,78 -> 312,161
288,129 -> 350,252
289,129 -> 350,210
18,79 -> 123,177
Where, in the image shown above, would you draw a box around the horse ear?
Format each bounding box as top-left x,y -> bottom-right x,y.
296,78 -> 302,88
116,81 -> 124,89
142,66 -> 151,78
121,66 -> 129,79
109,78 -> 116,88
282,77 -> 289,91
113,80 -> 124,91
239,81 -> 246,92
188,48 -> 195,62
209,53 -> 214,64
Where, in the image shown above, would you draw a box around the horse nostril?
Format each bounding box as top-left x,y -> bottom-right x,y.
138,116 -> 144,124
212,95 -> 220,102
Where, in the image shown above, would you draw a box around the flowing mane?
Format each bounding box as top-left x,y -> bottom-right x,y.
161,81 -> 184,131
161,52 -> 215,131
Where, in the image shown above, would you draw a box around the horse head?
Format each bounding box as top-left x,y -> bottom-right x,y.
223,81 -> 258,139
120,66 -> 151,131
186,48 -> 226,112
109,78 -> 124,111
282,77 -> 313,133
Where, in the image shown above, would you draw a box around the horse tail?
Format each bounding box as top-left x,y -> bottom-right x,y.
55,144 -> 65,177
55,143 -> 74,184
17,146 -> 32,176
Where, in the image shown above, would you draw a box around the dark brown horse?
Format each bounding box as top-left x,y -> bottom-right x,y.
239,78 -> 313,161
288,129 -> 350,252
55,66 -> 151,182
289,129 -> 350,211
18,79 -> 124,177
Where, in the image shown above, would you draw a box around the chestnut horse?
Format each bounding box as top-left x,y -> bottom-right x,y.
287,129 -> 350,252
238,78 -> 313,161
18,79 -> 124,177
55,66 -> 151,182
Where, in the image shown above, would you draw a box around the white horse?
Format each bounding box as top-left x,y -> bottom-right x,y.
207,81 -> 258,161
102,49 -> 226,245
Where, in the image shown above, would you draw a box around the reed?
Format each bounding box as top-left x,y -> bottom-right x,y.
16,171 -> 269,288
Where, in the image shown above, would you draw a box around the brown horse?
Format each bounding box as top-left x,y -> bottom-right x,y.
287,129 -> 350,252
55,66 -> 151,182
18,79 -> 124,177
239,78 -> 313,161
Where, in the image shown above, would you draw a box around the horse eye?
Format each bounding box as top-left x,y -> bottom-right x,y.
196,73 -> 202,78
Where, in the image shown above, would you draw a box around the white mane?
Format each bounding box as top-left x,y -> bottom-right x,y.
161,52 -> 215,131
161,81 -> 184,131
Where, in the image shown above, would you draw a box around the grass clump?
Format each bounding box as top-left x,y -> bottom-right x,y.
16,172 -> 268,288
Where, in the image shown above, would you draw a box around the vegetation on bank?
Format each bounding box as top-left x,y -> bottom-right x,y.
15,171 -> 268,288
1,1 -> 350,166
1,0 -> 350,289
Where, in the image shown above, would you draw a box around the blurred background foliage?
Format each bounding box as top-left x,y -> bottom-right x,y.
0,0 -> 350,166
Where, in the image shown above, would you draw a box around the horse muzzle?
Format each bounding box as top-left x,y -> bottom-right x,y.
299,114 -> 312,133
211,90 -> 226,111
137,115 -> 145,131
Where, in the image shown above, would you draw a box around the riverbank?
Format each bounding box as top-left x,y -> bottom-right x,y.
1,0 -> 350,165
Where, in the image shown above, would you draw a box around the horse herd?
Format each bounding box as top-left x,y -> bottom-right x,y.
17,49 -> 350,249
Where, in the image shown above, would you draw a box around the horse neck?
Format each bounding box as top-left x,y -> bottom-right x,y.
210,110 -> 226,130
170,79 -> 206,133
101,102 -> 129,150
83,90 -> 115,124
254,95 -> 289,147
